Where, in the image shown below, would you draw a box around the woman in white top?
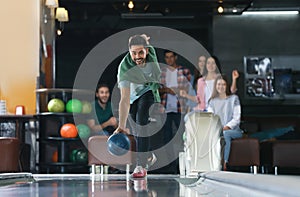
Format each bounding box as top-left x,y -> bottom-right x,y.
207,74 -> 243,170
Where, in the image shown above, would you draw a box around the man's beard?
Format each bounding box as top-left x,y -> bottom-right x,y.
134,58 -> 145,65
98,97 -> 108,104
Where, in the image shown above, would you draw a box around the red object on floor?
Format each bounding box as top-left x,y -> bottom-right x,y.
132,166 -> 147,178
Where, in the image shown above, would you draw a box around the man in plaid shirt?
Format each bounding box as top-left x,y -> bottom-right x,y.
159,50 -> 191,173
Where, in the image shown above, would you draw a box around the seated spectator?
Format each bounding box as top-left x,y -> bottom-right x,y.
207,74 -> 243,170
87,83 -> 118,136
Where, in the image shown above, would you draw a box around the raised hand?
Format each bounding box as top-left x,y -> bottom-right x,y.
232,70 -> 239,80
180,89 -> 187,98
140,34 -> 150,45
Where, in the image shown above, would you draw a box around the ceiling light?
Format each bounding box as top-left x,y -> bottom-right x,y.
57,29 -> 62,36
232,7 -> 238,13
45,0 -> 59,8
242,11 -> 299,15
56,7 -> 69,22
217,6 -> 224,14
128,1 -> 134,9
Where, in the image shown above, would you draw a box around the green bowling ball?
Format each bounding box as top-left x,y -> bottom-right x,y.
66,99 -> 82,113
75,150 -> 88,163
70,149 -> 79,162
81,100 -> 92,114
76,124 -> 91,139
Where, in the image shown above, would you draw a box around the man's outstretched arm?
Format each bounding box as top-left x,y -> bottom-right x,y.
114,87 -> 130,134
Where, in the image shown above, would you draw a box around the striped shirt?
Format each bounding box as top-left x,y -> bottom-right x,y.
160,65 -> 191,113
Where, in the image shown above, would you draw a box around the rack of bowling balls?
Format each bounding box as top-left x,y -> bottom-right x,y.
47,98 -> 93,114
52,123 -> 90,164
36,88 -> 94,113
36,88 -> 94,173
52,148 -> 88,164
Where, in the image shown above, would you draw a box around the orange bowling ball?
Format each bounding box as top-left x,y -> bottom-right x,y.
60,123 -> 78,138
52,150 -> 58,162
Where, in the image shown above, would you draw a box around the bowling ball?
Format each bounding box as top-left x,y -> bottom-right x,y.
107,133 -> 130,156
81,101 -> 92,114
75,149 -> 88,163
47,98 -> 65,112
66,99 -> 82,113
76,124 -> 91,139
70,149 -> 87,163
70,149 -> 78,162
52,150 -> 58,162
60,123 -> 78,138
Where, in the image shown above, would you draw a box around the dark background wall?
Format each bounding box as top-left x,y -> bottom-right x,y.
55,16 -> 212,90
55,14 -> 300,115
212,14 -> 300,115
213,14 -> 300,85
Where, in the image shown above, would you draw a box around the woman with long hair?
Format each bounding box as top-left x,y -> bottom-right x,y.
185,55 -> 207,111
181,56 -> 239,111
207,74 -> 243,170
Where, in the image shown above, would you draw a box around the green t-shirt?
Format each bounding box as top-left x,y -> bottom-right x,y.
117,45 -> 161,103
90,100 -> 114,132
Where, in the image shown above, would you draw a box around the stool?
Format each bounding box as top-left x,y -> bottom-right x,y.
0,137 -> 20,172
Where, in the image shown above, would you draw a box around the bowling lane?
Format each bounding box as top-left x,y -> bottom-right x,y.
1,173 -> 300,196
0,174 -> 182,197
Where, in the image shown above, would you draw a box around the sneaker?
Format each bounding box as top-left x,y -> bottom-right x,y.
146,153 -> 157,169
132,166 -> 147,178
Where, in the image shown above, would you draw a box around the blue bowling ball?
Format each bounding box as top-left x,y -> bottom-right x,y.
107,133 -> 130,156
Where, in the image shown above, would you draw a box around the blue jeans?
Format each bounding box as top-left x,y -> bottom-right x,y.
223,128 -> 243,163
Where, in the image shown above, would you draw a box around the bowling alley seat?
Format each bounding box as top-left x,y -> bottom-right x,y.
0,137 -> 20,172
228,137 -> 260,174
260,140 -> 300,175
88,135 -> 136,175
227,121 -> 260,174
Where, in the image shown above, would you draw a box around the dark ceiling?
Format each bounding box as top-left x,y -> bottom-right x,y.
56,0 -> 300,34
54,0 -> 300,88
